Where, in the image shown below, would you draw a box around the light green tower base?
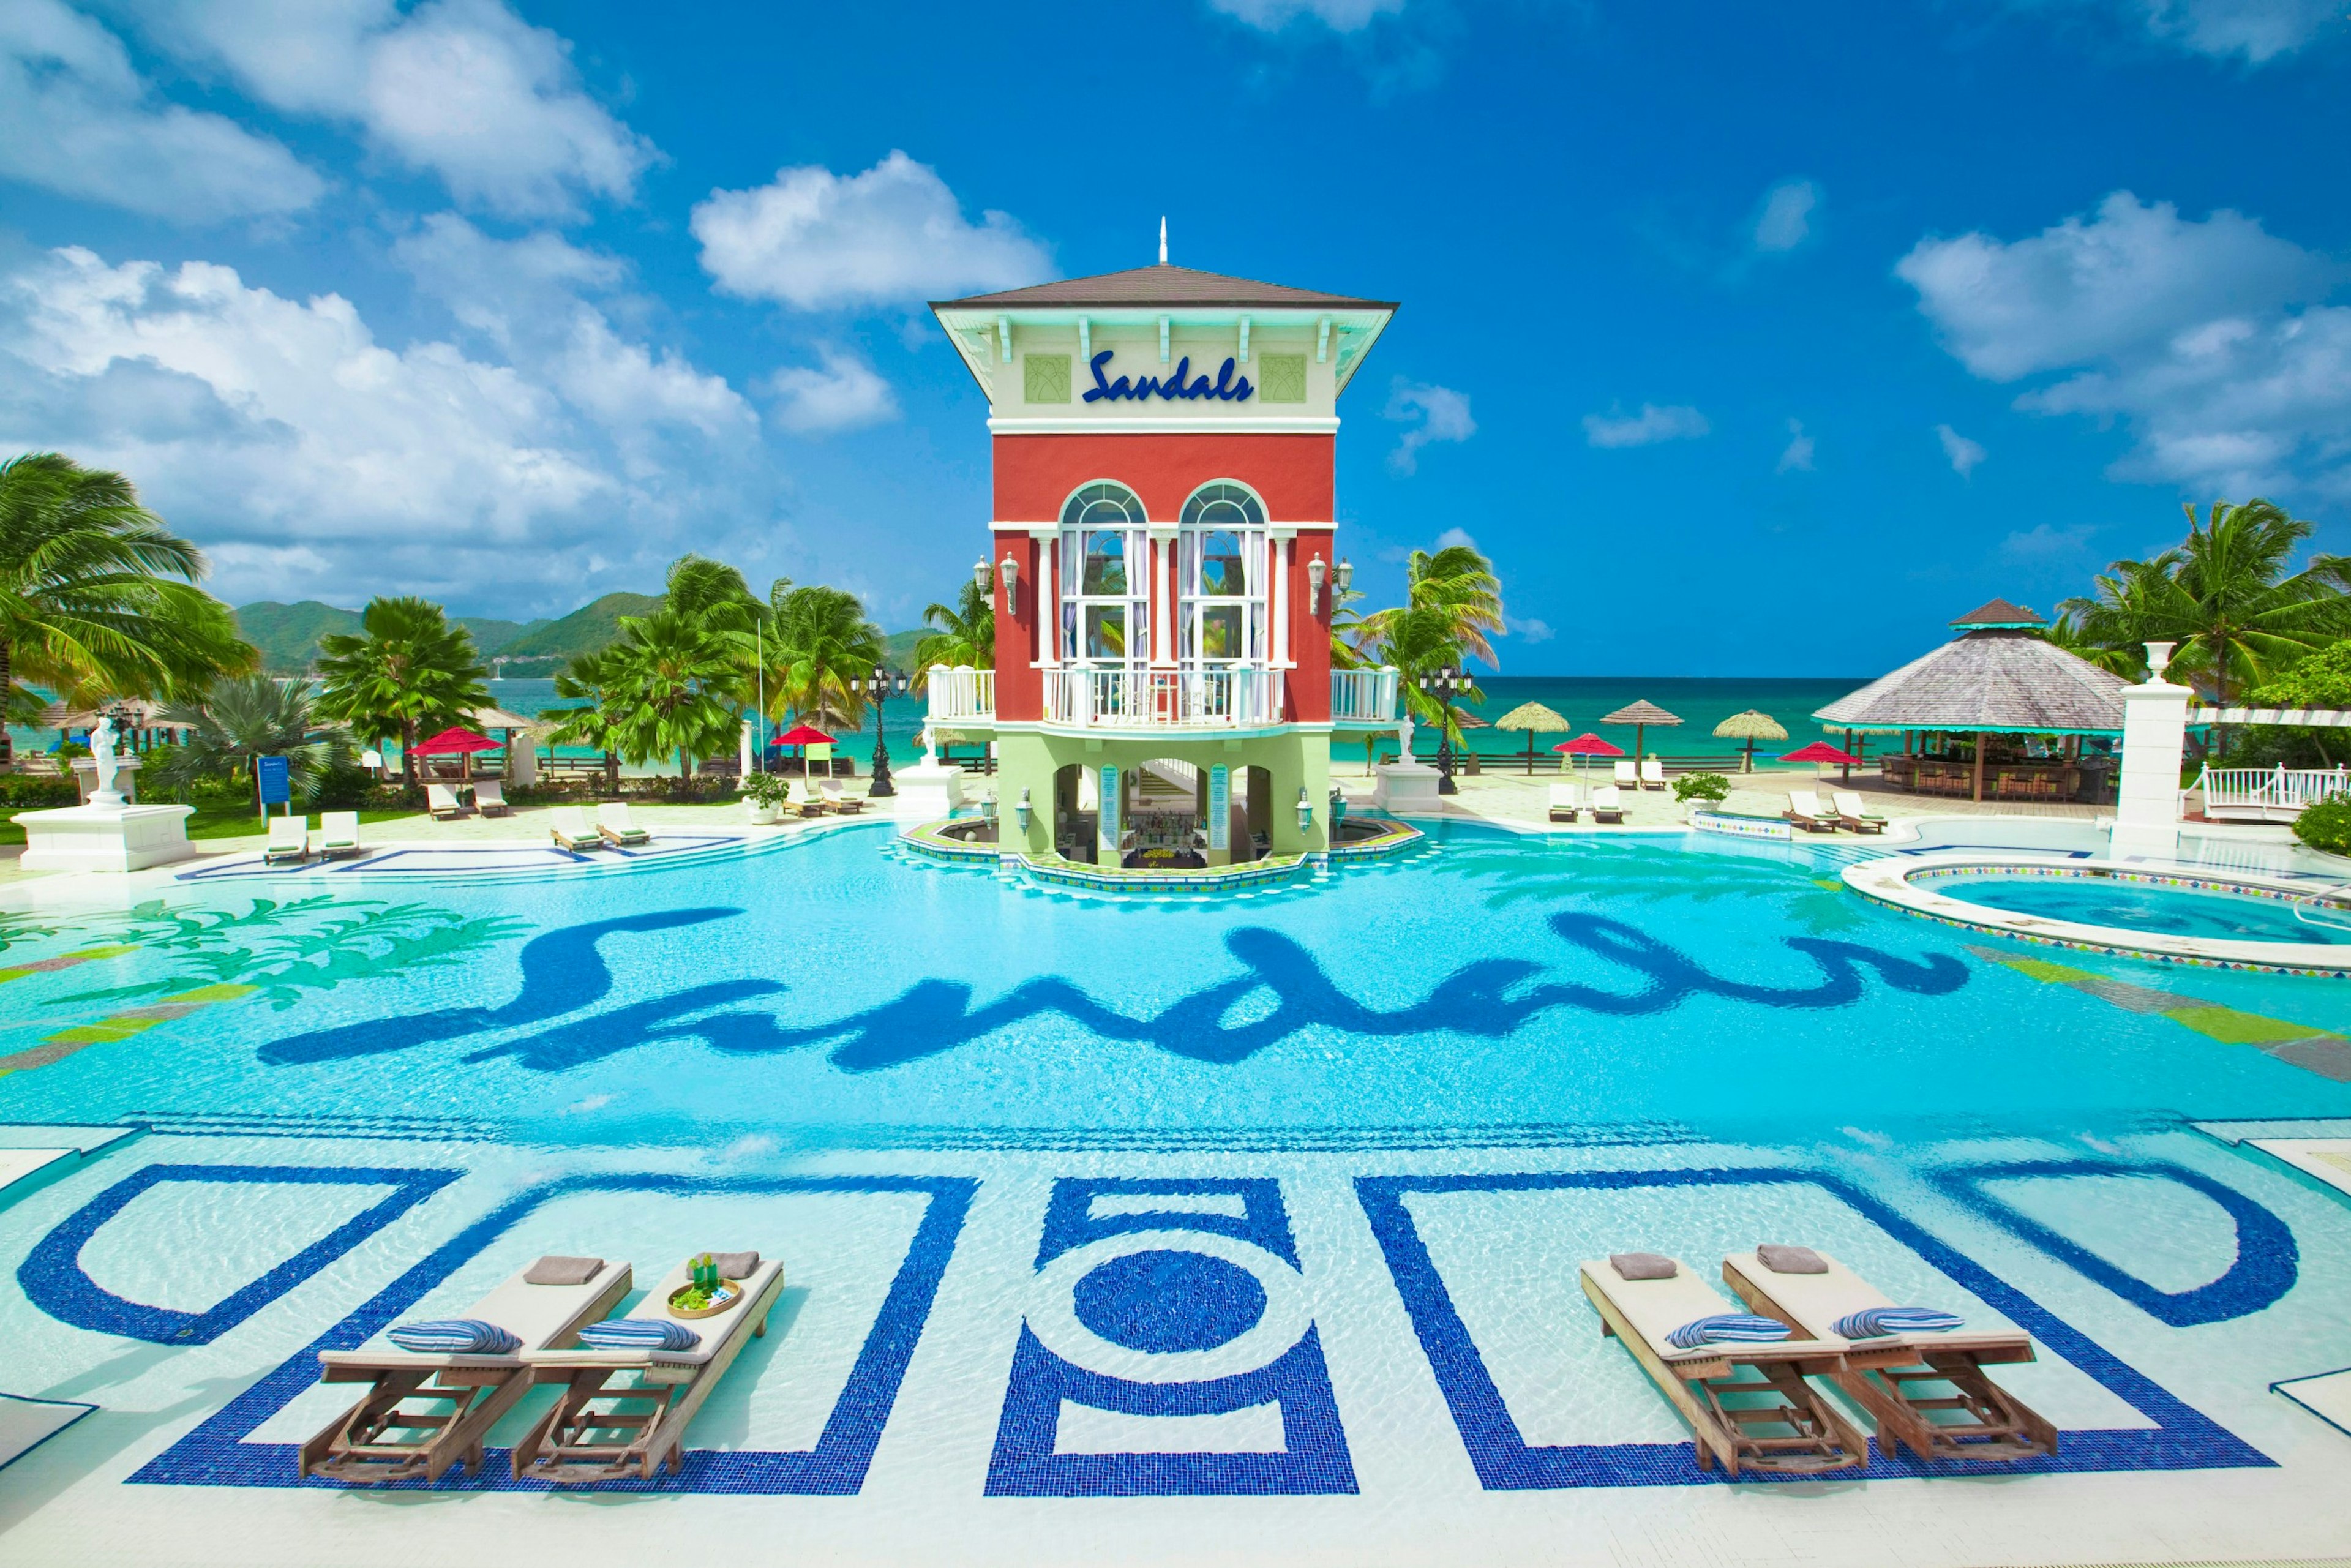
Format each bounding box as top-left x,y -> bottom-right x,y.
989,729 -> 1333,865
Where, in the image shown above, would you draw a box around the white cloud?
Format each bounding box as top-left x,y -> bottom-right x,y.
2128,0 -> 2338,62
0,0 -> 324,222
1777,418 -> 1816,473
2000,522 -> 2097,560
693,151 -> 1053,311
0,245 -> 771,607
1502,614 -> 1555,644
1752,180 -> 1818,253
1384,381 -> 1475,475
1583,402 -> 1710,448
1431,525 -> 1478,551
1937,423 -> 1988,477
1207,0 -> 1408,31
1901,192 -> 2351,500
767,348 -> 901,435
119,0 -> 656,217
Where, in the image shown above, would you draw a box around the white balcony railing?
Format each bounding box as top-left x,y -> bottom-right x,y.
924,665 -> 994,725
2196,763 -> 2350,822
1045,666 -> 1285,730
1330,666 -> 1400,726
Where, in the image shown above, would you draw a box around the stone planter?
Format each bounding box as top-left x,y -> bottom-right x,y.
745,799 -> 780,825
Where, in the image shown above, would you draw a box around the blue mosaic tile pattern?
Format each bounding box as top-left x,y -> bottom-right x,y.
1926,1158 -> 2298,1327
19,1163 -> 460,1345
124,1172 -> 974,1493
1354,1166 -> 2273,1488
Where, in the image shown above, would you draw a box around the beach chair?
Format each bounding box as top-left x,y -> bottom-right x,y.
1831,790 -> 1889,835
1580,1253 -> 1865,1477
598,801 -> 651,847
318,811 -> 365,860
822,779 -> 864,816
550,805 -> 602,853
299,1256 -> 631,1485
472,778 -> 511,817
1590,785 -> 1627,824
786,778 -> 825,818
1723,1247 -> 2055,1464
263,816 -> 310,865
1613,759 -> 1638,789
516,1253 -> 786,1484
1640,756 -> 1668,790
1547,782 -> 1581,823
1785,790 -> 1840,833
427,782 -> 470,820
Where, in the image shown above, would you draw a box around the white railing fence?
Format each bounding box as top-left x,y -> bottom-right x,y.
924,665 -> 994,724
2195,763 -> 2351,822
1330,666 -> 1400,726
1045,666 -> 1285,729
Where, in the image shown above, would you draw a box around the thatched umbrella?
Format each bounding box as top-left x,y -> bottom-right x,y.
1713,709 -> 1787,773
1601,699 -> 1683,775
1493,701 -> 1569,775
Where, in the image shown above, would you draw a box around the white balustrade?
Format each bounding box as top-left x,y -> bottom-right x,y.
1330,667 -> 1399,725
923,664 -> 995,724
1044,666 -> 1286,730
2195,763 -> 2351,822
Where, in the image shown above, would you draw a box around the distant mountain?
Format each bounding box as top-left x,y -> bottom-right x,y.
237,601 -> 547,673
493,592 -> 664,666
885,629 -> 928,670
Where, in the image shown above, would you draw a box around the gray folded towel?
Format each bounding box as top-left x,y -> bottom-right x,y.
712,1251 -> 759,1280
1757,1244 -> 1827,1275
1610,1251 -> 1677,1280
525,1255 -> 604,1286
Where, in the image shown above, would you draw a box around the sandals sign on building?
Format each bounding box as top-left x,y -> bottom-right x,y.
1082,350 -> 1254,404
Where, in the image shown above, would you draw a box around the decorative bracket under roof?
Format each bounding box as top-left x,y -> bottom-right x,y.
997,315 -> 1013,364
1316,315 -> 1331,363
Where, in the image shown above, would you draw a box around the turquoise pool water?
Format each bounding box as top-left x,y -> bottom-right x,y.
4,820 -> 2348,1147
1937,874 -> 2347,947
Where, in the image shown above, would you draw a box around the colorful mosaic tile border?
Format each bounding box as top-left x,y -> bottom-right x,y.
1691,811 -> 1794,842
1020,854 -> 1310,895
1909,861 -> 2350,912
1326,819 -> 1425,859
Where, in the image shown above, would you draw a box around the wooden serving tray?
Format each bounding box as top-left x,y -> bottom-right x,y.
667,1280 -> 744,1320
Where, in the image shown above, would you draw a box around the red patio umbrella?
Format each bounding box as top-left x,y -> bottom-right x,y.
775,721 -> 836,779
1782,740 -> 1863,783
413,726 -> 498,780
1553,732 -> 1625,785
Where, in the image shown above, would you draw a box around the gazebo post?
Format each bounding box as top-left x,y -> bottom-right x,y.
1972,729 -> 1987,802
1843,728 -> 1855,784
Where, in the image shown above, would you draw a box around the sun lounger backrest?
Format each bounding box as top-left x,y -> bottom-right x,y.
1832,790 -> 1870,817
427,782 -> 459,807
474,779 -> 504,802
598,801 -> 634,829
787,778 -> 811,805
321,811 -> 359,841
1593,785 -> 1621,807
1548,782 -> 1578,806
1581,1259 -> 1772,1359
1789,790 -> 1825,817
553,806 -> 591,836
1614,760 -> 1637,784
267,816 -> 306,847
1641,756 -> 1665,779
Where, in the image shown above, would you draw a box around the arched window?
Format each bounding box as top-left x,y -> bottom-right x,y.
1177,482 -> 1267,668
1060,482 -> 1147,662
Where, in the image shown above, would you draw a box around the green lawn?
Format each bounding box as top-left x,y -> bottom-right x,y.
0,805 -> 419,846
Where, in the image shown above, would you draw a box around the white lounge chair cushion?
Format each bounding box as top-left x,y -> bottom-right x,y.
1788,791 -> 1829,817
1548,784 -> 1579,807
1583,1258 -> 1845,1365
525,1258 -> 780,1368
1592,786 -> 1623,808
552,806 -> 594,837
320,811 -> 360,845
1832,791 -> 1883,819
325,1259 -> 629,1368
1723,1250 -> 2025,1357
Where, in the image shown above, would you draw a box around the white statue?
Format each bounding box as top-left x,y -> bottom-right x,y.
89,714 -> 124,807
1396,708 -> 1415,765
921,724 -> 940,770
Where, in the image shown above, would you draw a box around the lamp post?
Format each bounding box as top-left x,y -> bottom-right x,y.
859,664 -> 907,797
1419,664 -> 1462,795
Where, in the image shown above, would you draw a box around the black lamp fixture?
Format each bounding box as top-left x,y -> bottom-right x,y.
858,664 -> 907,797
1417,662 -> 1463,795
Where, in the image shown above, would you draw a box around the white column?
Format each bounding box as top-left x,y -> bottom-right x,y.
2112,642 -> 2191,857
1272,538 -> 1291,664
1153,535 -> 1175,667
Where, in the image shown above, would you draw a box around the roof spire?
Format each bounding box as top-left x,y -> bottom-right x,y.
1158,216 -> 1167,266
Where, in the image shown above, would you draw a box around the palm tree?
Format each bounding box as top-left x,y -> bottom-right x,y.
2063,499 -> 2351,755
542,646 -> 629,794
603,609 -> 745,780
0,452 -> 252,766
313,598 -> 491,786
910,577 -> 993,688
772,584 -> 885,730
150,675 -> 353,805
1372,543 -> 1505,668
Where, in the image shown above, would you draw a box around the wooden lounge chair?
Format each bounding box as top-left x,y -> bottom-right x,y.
1640,756 -> 1668,790
300,1258 -> 631,1485
263,816 -> 309,865
1723,1248 -> 2055,1464
516,1255 -> 785,1484
1547,782 -> 1581,823
1613,759 -> 1639,790
1580,1255 -> 1865,1477
822,780 -> 864,816
427,782 -> 470,821
1831,790 -> 1888,835
1589,784 -> 1627,824
318,810 -> 365,860
786,779 -> 826,818
550,806 -> 602,853
1785,790 -> 1840,833
597,801 -> 650,846
472,778 -> 511,817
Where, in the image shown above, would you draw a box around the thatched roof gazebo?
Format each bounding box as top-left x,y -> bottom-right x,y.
1600,699 -> 1682,773
1712,709 -> 1787,773
1493,700 -> 1568,775
1814,599 -> 2129,802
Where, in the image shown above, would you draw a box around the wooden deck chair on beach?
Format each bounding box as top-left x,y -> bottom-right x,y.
1640,756 -> 1668,790
597,801 -> 651,846
1723,1247 -> 2055,1463
1580,1253 -> 1865,1477
299,1256 -> 630,1484
1547,782 -> 1581,823
550,805 -> 602,853
427,782 -> 470,820
514,1253 -> 785,1484
1785,790 -> 1840,833
1613,759 -> 1638,789
822,779 -> 864,815
1589,784 -> 1627,824
318,811 -> 365,860
263,816 -> 310,865
786,778 -> 826,817
472,778 -> 511,816
1830,790 -> 1888,834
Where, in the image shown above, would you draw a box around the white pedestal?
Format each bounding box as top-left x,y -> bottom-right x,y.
17,804 -> 198,872
1372,762 -> 1443,814
2112,678 -> 2191,857
890,762 -> 966,822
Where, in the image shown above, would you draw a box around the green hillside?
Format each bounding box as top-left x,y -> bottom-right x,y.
237,602 -> 544,673
493,592 -> 665,663
885,629 -> 928,670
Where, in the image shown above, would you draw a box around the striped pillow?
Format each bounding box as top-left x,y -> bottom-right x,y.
1664,1313 -> 1792,1350
575,1318 -> 700,1352
1835,1305 -> 1964,1338
386,1318 -> 520,1354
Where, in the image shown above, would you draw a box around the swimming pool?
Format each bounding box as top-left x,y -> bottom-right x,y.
1935,872 -> 2349,946
3,820 -> 2350,1565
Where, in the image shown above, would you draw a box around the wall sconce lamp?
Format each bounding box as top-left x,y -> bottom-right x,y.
999,553 -> 1020,617
1333,558 -> 1352,593
1296,785 -> 1314,833
1307,553 -> 1327,615
972,559 -> 992,597
1015,787 -> 1033,832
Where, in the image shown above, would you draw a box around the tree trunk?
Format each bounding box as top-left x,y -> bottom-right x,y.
604,750 -> 618,794
0,640 -> 12,768
401,717 -> 418,786
680,747 -> 690,782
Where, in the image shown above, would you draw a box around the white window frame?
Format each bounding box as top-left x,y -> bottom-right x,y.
1059,481 -> 1149,668
1176,481 -> 1269,672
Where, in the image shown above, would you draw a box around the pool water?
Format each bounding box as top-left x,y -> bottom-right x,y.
1937,873 -> 2347,946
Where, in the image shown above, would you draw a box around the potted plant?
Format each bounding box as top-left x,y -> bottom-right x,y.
1671,771 -> 1731,820
741,770 -> 790,823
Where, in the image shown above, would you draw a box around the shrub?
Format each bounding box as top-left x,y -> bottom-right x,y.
1672,771 -> 1731,804
741,771 -> 790,806
2294,795 -> 2351,855
0,775 -> 80,808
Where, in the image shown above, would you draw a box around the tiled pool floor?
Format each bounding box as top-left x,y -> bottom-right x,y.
3,1120 -> 2349,1566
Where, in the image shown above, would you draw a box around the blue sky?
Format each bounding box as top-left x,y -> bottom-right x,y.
2,1 -> 2347,675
